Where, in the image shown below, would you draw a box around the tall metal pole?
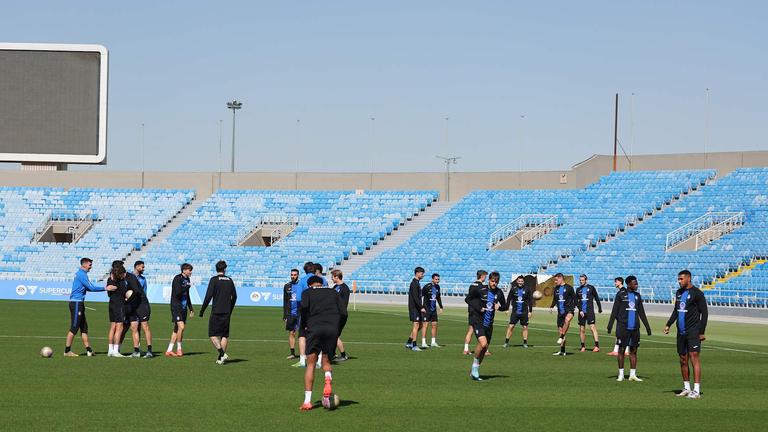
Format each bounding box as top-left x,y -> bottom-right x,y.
630,93 -> 635,161
226,100 -> 242,173
704,88 -> 710,168
231,108 -> 236,173
519,115 -> 525,173
436,155 -> 460,202
141,123 -> 145,188
218,119 -> 223,189
613,93 -> 619,172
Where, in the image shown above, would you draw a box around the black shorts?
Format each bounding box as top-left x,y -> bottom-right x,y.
171,306 -> 188,323
338,315 -> 348,337
306,325 -> 339,356
130,302 -> 151,322
424,309 -> 438,322
617,327 -> 640,348
297,316 -> 305,337
285,316 -> 299,332
68,301 -> 88,334
509,312 -> 529,326
556,312 -> 573,328
409,308 -> 424,322
472,322 -> 494,343
209,313 -> 231,337
109,302 -> 126,323
578,310 -> 596,326
676,331 -> 702,355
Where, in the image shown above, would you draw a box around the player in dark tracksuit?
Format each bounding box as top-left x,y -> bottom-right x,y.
405,267 -> 426,351
466,271 -> 508,381
299,275 -> 347,411
107,263 -> 129,357
664,269 -> 708,399
122,268 -> 149,357
505,275 -> 534,348
607,275 -> 651,381
331,269 -> 351,361
283,269 -> 300,359
549,273 -> 576,356
464,270 -> 488,355
166,263 -> 195,357
420,273 -> 444,348
576,274 -> 603,352
199,260 -> 237,365
127,261 -> 153,358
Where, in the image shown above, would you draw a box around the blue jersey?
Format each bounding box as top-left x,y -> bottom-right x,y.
69,268 -> 105,302
296,274 -> 327,302
626,292 -> 638,330
283,281 -> 300,318
677,290 -> 690,334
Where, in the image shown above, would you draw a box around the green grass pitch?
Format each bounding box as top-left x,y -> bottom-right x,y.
0,300 -> 766,431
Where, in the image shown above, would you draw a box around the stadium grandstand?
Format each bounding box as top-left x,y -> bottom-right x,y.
1,156 -> 767,308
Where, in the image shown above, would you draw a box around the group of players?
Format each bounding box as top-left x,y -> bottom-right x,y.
64,257 -> 350,410
64,257 -> 237,365
404,267 -> 709,399
62,255 -> 709,407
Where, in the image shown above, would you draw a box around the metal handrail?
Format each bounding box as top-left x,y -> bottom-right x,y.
666,212 -> 744,250
489,214 -> 557,249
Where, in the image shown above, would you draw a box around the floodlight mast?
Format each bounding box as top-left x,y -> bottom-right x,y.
226,100 -> 243,172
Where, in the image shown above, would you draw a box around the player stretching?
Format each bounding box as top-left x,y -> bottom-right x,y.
283,269 -> 301,359
504,275 -> 533,348
404,266 -> 426,351
299,276 -> 347,410
166,263 -> 195,357
420,273 -> 444,348
466,271 -> 508,380
576,274 -> 602,352
664,270 -> 708,399
331,269 -> 350,361
463,270 -> 488,355
64,258 -> 116,357
199,260 -> 237,365
550,273 -> 575,356
607,276 -> 651,381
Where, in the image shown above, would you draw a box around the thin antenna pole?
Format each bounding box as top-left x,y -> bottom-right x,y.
704,88 -> 710,168
613,93 -> 619,172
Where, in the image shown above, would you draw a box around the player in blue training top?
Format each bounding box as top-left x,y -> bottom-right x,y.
664,269 -> 708,400
64,257 -> 116,357
293,262 -> 315,367
607,275 -> 651,382
420,273 -> 444,348
576,274 -> 603,352
549,273 -> 576,356
166,263 -> 195,357
283,268 -> 301,359
466,271 -> 508,381
504,275 -> 534,348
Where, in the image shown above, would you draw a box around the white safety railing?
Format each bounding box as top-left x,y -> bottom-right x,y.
488,214 -> 558,249
233,213 -> 300,246
665,212 -> 744,251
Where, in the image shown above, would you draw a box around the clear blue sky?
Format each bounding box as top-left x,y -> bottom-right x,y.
2,0 -> 766,172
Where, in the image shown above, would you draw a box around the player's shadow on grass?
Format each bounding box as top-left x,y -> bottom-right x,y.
180,352 -> 205,356
224,359 -> 248,364
338,400 -> 359,407
479,375 -> 509,381
664,389 -> 698,395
